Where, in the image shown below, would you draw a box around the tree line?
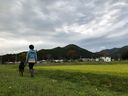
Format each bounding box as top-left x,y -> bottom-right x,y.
122,51 -> 128,60
0,50 -> 77,64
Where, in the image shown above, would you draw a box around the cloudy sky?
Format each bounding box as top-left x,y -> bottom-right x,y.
0,0 -> 128,55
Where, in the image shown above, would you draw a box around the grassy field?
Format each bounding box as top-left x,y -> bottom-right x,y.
35,64 -> 128,76
0,61 -> 128,96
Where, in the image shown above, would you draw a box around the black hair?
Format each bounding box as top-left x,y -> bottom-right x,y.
29,44 -> 34,49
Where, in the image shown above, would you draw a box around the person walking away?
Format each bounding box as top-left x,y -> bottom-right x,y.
25,44 -> 37,77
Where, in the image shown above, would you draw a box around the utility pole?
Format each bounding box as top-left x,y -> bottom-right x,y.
118,54 -> 120,60
80,56 -> 81,60
15,54 -> 17,64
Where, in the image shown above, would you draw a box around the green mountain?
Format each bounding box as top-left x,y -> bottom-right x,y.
96,48 -> 120,55
2,44 -> 128,63
37,44 -> 101,60
1,44 -> 101,63
96,46 -> 128,60
110,46 -> 128,60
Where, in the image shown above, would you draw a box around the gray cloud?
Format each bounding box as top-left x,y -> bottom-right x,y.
0,0 -> 128,55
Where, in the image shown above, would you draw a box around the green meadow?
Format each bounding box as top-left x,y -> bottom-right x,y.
1,61 -> 128,96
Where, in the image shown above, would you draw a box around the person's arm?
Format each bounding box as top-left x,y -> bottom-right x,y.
35,51 -> 37,64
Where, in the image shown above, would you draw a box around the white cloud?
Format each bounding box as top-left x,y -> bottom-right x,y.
0,0 -> 128,55
100,46 -> 106,50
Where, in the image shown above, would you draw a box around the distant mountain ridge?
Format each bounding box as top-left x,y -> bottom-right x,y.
110,46 -> 128,59
96,45 -> 128,59
1,44 -> 128,63
96,46 -> 128,54
37,44 -> 128,60
37,44 -> 101,60
96,48 -> 120,55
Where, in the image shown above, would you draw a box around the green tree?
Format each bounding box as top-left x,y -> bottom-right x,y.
100,51 -> 109,57
46,54 -> 51,61
19,53 -> 27,62
67,50 -> 76,62
122,51 -> 128,60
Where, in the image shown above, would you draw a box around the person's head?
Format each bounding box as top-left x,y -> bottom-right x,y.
29,44 -> 34,49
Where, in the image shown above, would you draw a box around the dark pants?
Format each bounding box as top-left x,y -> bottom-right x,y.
29,63 -> 35,77
29,63 -> 34,69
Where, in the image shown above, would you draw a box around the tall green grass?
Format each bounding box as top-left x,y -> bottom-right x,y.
1,62 -> 128,96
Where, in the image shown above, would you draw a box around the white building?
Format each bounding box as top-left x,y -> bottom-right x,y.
95,58 -> 99,62
100,57 -> 111,62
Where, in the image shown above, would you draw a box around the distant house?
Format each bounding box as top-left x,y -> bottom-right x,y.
82,58 -> 88,62
8,62 -> 14,64
82,58 -> 95,62
14,61 -> 21,64
39,60 -> 46,63
95,58 -> 99,62
100,57 -> 111,62
54,59 -> 63,63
